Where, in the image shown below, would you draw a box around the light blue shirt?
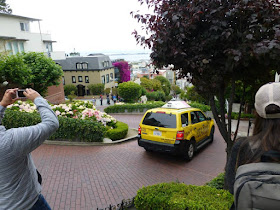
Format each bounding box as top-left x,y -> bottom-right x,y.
0,97 -> 59,210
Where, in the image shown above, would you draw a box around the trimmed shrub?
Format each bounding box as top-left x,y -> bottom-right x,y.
171,84 -> 182,95
154,76 -> 171,95
189,101 -> 211,112
231,112 -> 254,120
146,91 -> 157,101
112,87 -> 118,95
140,86 -> 148,96
106,121 -> 128,141
104,88 -> 111,95
152,79 -> 162,91
2,110 -> 105,142
88,83 -> 104,95
104,101 -> 165,113
156,91 -> 166,101
134,182 -> 233,210
64,84 -> 77,96
182,86 -> 208,104
118,81 -> 142,103
165,95 -> 173,101
140,77 -> 153,91
206,173 -> 225,190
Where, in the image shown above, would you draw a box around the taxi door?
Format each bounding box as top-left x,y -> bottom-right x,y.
189,112 -> 204,142
194,111 -> 210,140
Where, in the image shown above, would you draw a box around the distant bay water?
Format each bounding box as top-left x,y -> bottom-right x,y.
81,50 -> 151,62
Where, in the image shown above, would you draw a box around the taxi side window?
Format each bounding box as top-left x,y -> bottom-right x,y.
181,113 -> 189,127
190,112 -> 199,124
195,111 -> 206,122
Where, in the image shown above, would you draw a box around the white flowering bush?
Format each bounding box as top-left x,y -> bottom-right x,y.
7,100 -> 117,127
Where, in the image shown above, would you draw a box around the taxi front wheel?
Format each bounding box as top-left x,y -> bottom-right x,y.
184,141 -> 195,161
209,127 -> 215,143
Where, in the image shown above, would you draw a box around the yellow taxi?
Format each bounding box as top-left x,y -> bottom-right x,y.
138,101 -> 215,160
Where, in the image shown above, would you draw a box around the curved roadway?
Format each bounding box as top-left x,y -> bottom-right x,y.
32,111 -> 226,210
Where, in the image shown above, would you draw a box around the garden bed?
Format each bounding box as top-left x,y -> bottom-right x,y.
3,100 -> 128,142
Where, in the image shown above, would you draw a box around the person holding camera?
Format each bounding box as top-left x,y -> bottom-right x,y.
0,88 -> 59,210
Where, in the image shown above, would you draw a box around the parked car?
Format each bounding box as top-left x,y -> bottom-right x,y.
138,101 -> 215,160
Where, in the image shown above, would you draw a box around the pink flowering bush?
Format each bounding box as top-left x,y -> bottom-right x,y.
112,61 -> 131,82
7,100 -> 117,127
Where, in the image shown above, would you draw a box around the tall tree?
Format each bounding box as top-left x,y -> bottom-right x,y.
0,52 -> 63,96
0,0 -> 12,13
132,0 -> 280,166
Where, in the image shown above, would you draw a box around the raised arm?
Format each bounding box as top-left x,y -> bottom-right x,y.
0,89 -> 18,124
1,88 -> 59,155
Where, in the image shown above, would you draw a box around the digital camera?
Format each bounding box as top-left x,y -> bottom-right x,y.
16,89 -> 26,99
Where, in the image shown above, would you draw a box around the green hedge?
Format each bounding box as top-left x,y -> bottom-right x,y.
104,101 -> 166,113
189,101 -> 211,112
206,173 -> 225,190
104,101 -> 210,113
134,182 -> 233,210
3,110 -> 105,142
231,112 -> 255,120
105,121 -> 128,141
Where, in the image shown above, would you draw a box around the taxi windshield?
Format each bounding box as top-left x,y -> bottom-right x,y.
142,112 -> 176,128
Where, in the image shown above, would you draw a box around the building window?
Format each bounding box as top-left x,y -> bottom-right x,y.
106,74 -> 109,83
78,76 -> 83,82
76,63 -> 82,69
102,61 -> 110,68
85,76 -> 89,83
5,41 -> 25,55
19,42 -> 24,52
110,73 -> 113,80
72,76 -> 76,83
62,76 -> 65,85
101,76 -> 105,84
20,22 -> 29,31
82,62 -> 88,69
45,42 -> 53,53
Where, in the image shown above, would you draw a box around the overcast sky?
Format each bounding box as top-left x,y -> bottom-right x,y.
7,0 -> 151,53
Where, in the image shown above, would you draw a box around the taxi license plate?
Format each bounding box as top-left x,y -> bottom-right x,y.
153,131 -> 162,136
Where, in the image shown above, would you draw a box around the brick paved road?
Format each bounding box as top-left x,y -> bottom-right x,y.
32,122 -> 226,210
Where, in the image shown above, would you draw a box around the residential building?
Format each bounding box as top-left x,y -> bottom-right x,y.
0,13 -> 65,59
0,13 -> 65,103
55,54 -> 115,96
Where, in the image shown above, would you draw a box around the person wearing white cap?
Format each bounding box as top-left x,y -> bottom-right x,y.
225,82 -> 280,201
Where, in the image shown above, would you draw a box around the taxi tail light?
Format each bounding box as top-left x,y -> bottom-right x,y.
138,125 -> 141,135
156,111 -> 166,114
176,131 -> 184,140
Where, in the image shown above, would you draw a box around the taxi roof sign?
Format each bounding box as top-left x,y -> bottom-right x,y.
162,100 -> 191,109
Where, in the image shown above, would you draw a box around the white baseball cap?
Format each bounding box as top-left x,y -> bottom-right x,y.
255,82 -> 280,119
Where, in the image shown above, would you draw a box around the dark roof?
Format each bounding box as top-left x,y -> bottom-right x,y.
55,55 -> 113,70
0,13 -> 41,21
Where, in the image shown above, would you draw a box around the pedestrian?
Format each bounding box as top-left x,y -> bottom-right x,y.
0,88 -> 59,209
100,95 -> 103,106
107,94 -> 110,105
92,96 -> 96,106
113,95 -> 117,104
225,82 -> 280,209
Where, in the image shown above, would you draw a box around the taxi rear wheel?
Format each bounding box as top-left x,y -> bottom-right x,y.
184,141 -> 195,161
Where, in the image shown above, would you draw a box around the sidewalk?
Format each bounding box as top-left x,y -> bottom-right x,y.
230,119 -> 253,137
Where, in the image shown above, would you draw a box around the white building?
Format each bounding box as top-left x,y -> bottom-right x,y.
0,13 -> 65,60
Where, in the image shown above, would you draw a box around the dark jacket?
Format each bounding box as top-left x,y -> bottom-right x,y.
225,137 -> 251,194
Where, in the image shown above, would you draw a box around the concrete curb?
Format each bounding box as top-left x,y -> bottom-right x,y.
44,129 -> 138,146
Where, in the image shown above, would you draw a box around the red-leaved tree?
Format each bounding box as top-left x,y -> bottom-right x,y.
132,0 -> 280,164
